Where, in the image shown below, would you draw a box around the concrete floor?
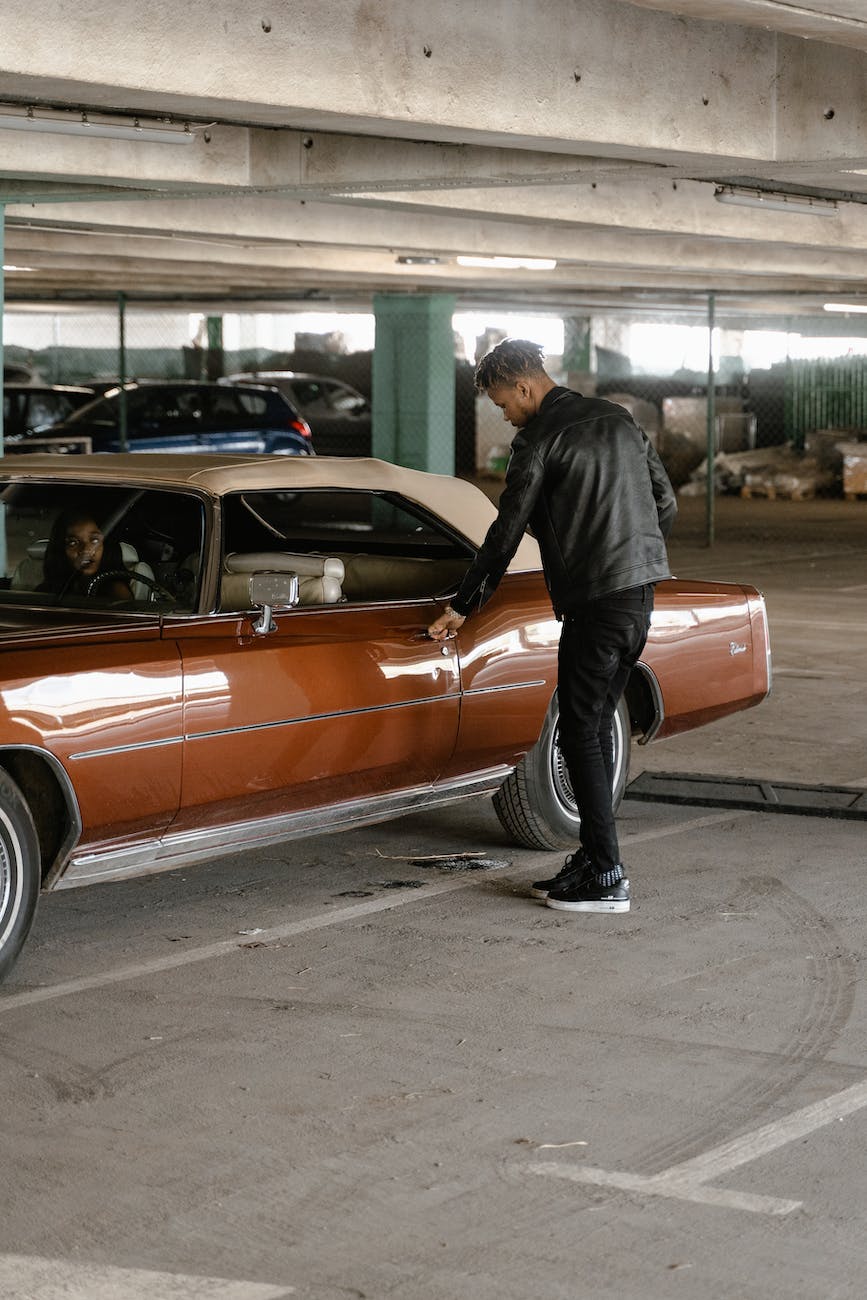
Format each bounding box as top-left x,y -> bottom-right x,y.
1,496 -> 865,1300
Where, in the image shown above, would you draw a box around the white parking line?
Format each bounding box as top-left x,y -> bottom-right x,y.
0,811 -> 749,1014
0,877 -> 477,1013
529,1075 -> 867,1216
0,1254 -> 292,1299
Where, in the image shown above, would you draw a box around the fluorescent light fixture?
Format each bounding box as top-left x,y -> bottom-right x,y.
396,255 -> 442,265
2,264 -> 35,272
823,302 -> 867,313
456,254 -> 557,270
714,185 -> 837,217
0,105 -> 197,145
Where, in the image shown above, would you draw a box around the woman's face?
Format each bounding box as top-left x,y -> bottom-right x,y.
64,519 -> 104,578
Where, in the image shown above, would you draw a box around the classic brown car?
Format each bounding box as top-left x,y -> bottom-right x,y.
0,453 -> 771,979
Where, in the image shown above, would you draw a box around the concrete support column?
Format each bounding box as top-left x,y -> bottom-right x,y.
372,294 -> 456,473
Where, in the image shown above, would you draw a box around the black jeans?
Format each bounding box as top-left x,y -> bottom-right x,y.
557,584 -> 654,874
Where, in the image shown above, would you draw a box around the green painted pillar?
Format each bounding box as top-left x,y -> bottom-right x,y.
563,314 -> 593,391
563,315 -> 591,371
206,315 -> 224,380
372,294 -> 456,473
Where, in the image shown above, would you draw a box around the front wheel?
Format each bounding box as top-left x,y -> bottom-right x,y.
0,771 -> 41,981
493,694 -> 631,850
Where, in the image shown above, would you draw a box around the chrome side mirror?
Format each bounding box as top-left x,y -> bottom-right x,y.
248,571 -> 300,635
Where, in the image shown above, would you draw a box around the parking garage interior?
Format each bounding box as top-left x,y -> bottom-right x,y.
1,3 -> 867,1298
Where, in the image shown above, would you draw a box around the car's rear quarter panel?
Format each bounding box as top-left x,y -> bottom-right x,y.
644,578 -> 771,737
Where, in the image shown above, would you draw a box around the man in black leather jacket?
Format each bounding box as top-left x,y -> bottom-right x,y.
428,339 -> 676,914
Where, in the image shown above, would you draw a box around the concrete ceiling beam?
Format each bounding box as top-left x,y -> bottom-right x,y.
0,1 -> 863,164
628,1 -> 867,54
9,191 -> 867,277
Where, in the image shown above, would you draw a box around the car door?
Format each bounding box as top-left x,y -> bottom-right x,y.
195,388 -> 266,454
168,602 -> 460,833
86,388 -> 203,453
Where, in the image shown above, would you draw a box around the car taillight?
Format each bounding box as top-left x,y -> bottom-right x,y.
290,417 -> 313,439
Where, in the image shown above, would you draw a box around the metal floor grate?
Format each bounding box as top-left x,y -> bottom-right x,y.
625,772 -> 867,820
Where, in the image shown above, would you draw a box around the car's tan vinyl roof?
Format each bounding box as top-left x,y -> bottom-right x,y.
1,453 -> 542,572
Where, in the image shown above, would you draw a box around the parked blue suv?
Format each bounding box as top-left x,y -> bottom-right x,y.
23,380 -> 315,456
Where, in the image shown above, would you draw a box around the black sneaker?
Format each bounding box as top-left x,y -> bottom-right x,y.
531,850 -> 592,900
546,872 -> 630,913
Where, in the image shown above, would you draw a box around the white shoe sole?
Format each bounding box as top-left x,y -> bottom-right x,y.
530,886 -> 551,899
546,898 -> 630,913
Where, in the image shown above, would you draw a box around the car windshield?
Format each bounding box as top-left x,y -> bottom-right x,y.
0,480 -> 207,612
62,393 -> 120,426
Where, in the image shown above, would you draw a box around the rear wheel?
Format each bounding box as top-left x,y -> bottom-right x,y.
0,771 -> 41,981
493,694 -> 631,851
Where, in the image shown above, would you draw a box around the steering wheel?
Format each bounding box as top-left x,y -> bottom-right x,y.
86,570 -> 176,602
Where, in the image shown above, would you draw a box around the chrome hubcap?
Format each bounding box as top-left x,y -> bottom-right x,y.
0,839 -> 12,933
549,709 -> 624,815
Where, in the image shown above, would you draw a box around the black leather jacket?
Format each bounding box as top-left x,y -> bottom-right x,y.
451,387 -> 676,618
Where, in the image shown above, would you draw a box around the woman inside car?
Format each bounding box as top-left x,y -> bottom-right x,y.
40,506 -> 132,601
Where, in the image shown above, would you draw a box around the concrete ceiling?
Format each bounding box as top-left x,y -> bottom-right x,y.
3,0 -> 867,321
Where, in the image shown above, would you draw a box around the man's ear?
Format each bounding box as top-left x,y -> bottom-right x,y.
514,379 -> 532,400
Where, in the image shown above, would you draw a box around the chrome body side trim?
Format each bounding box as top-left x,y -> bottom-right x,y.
462,679 -> 545,698
184,691 -> 460,745
67,691 -> 471,759
69,735 -> 184,762
54,766 -> 514,890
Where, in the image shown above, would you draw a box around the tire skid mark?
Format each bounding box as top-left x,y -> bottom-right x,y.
634,875 -> 856,1175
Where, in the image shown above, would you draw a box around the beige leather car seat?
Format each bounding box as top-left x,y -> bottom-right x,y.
220,551 -> 344,611
337,553 -> 467,602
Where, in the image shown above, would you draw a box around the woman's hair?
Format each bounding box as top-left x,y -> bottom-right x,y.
474,338 -> 547,392
42,506 -> 126,592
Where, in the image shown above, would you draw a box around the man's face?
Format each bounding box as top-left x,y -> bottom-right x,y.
486,380 -> 536,429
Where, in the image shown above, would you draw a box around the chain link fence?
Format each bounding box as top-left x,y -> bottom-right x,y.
3,302 -> 867,553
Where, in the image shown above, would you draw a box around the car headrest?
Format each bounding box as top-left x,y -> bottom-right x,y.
224,551 -> 345,581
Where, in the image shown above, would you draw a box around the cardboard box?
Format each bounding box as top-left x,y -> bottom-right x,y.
839,442 -> 867,497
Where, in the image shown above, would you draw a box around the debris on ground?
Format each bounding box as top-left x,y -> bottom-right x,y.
416,856 -> 510,871
371,849 -> 509,870
679,444 -> 836,498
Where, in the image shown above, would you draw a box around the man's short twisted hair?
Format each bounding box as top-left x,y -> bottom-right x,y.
474,338 -> 548,392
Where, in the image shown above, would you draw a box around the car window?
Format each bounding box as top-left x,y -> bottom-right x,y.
141,389 -> 203,426
65,395 -> 118,426
223,489 -> 473,604
27,392 -> 76,430
0,481 -> 207,613
320,382 -> 365,414
235,390 -> 268,417
287,380 -> 330,412
3,392 -> 22,428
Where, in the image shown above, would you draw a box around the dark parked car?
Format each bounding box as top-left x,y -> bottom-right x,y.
30,380 -> 315,456
4,383 -> 97,445
226,371 -> 371,455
